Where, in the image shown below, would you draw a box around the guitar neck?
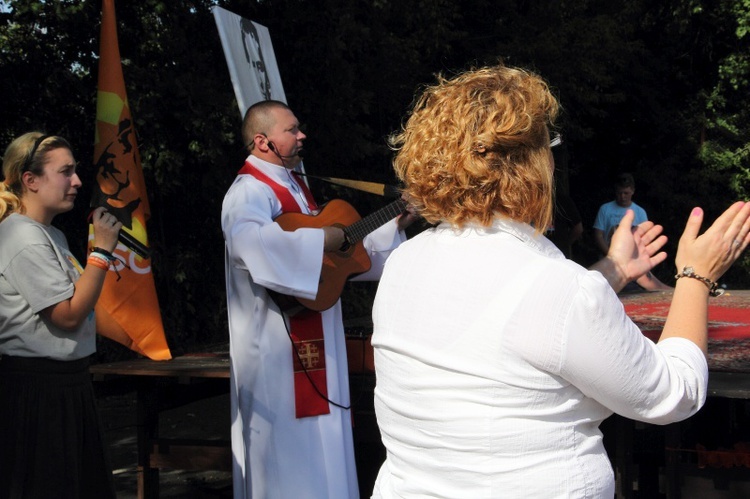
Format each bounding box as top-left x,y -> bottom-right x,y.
344,199 -> 407,244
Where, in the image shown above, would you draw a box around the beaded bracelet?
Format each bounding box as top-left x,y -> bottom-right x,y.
674,266 -> 724,297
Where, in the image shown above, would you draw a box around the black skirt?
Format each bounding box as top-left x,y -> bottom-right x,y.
0,356 -> 116,499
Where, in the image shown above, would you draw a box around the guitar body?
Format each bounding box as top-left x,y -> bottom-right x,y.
274,199 -> 372,313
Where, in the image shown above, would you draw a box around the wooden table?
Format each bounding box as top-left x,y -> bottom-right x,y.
91,333 -> 380,499
92,291 -> 750,498
619,289 -> 750,498
91,353 -> 230,499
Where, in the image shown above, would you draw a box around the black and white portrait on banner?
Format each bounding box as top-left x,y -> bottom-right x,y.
212,6 -> 288,116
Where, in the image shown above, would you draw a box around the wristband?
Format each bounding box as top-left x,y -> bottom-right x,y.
87,255 -> 110,271
91,247 -> 115,262
90,251 -> 113,264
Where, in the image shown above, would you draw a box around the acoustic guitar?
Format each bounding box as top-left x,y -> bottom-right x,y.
273,198 -> 407,315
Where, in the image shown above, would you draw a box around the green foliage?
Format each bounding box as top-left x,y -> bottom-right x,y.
679,0 -> 750,284
2,0 -> 750,357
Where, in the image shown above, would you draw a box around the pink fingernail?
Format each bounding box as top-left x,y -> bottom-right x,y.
692,208 -> 702,216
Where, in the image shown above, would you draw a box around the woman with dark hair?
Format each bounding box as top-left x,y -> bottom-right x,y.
0,132 -> 121,498
371,65 -> 750,498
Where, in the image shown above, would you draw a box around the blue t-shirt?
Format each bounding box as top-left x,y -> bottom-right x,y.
593,200 -> 648,243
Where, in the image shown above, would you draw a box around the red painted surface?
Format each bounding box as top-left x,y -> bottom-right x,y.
622,290 -> 750,372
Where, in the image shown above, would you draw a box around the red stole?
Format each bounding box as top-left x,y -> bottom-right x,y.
238,161 -> 329,418
238,161 -> 318,212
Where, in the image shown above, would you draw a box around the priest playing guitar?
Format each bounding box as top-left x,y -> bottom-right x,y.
221,100 -> 417,499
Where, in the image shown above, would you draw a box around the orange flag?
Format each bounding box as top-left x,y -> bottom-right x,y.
89,0 -> 171,360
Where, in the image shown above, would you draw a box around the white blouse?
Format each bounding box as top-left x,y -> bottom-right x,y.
371,218 -> 707,498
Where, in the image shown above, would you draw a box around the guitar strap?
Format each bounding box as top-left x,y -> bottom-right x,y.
238,161 -> 330,418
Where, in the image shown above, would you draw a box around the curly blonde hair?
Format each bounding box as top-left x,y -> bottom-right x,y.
391,64 -> 559,230
1,132 -> 71,222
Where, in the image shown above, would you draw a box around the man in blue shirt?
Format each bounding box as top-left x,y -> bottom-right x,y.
593,173 -> 671,291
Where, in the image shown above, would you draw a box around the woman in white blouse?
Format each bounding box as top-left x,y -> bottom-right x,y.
371,65 -> 750,498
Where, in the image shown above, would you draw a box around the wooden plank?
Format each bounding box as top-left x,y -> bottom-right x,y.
91,354 -> 230,379
707,371 -> 750,399
149,440 -> 232,472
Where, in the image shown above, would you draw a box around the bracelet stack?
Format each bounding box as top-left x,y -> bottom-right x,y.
674,266 -> 725,297
87,247 -> 116,272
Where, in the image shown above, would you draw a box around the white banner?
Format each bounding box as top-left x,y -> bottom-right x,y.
212,6 -> 288,116
212,8 -> 308,179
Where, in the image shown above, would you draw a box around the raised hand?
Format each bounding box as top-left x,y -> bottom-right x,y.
606,209 -> 668,284
675,202 -> 750,283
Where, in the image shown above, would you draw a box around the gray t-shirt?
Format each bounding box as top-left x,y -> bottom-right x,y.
0,213 -> 96,359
